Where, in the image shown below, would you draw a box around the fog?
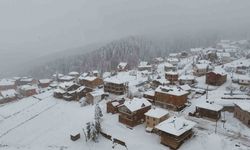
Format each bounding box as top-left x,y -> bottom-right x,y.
1,0 -> 250,77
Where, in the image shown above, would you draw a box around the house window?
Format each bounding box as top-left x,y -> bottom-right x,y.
153,118 -> 156,121
248,120 -> 250,125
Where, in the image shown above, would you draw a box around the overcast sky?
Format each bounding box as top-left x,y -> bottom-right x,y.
0,0 -> 250,76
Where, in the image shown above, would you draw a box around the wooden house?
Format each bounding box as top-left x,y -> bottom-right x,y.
153,57 -> 164,64
85,90 -> 105,105
79,76 -> 103,89
68,71 -> 80,77
151,78 -> 170,88
238,75 -> 250,85
58,75 -> 75,82
0,79 -> 17,91
118,98 -> 151,127
193,63 -> 213,76
164,63 -> 176,72
165,71 -> 179,85
0,89 -> 17,104
59,82 -> 80,91
53,88 -> 66,99
145,107 -> 169,132
19,85 -> 37,97
154,86 -> 189,110
179,75 -> 195,85
38,79 -> 52,88
18,77 -> 35,86
75,86 -> 93,100
155,117 -> 196,149
166,58 -> 179,66
206,68 -> 227,86
234,102 -> 250,127
195,102 -> 223,121
117,62 -> 129,72
104,78 -> 128,95
138,61 -> 152,71
143,90 -> 155,103
106,98 -> 125,114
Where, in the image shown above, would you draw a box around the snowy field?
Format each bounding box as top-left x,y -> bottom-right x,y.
0,90 -> 249,150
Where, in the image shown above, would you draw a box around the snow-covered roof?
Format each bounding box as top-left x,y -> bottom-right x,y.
68,71 -> 79,76
0,79 -> 15,86
234,102 -> 250,112
196,102 -> 223,112
76,86 -> 86,92
195,64 -> 208,70
145,107 -> 169,119
153,78 -> 170,85
123,97 -> 151,112
80,76 -> 98,81
38,79 -> 52,84
20,78 -> 33,82
155,86 -> 188,96
190,48 -> 203,52
167,58 -> 179,62
179,84 -> 191,91
166,71 -> 178,75
164,62 -> 174,68
59,82 -> 76,90
154,57 -> 164,62
179,74 -> 195,80
138,61 -> 152,68
89,90 -> 104,97
59,75 -> 75,81
0,89 -> 16,98
143,90 -> 155,96
104,77 -> 125,84
117,62 -> 128,69
20,85 -> 36,91
54,88 -> 66,94
237,75 -> 250,81
210,67 -> 226,75
155,116 -> 196,136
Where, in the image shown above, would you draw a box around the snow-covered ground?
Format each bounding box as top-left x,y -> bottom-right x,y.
0,89 -> 249,150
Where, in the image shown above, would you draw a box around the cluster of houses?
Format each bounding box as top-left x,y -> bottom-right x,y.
1,39 -> 250,149
0,77 -> 47,104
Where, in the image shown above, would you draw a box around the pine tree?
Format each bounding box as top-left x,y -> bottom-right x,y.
95,103 -> 103,123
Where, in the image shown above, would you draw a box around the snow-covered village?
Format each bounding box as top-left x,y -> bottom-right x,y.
1,1 -> 250,150
0,39 -> 250,150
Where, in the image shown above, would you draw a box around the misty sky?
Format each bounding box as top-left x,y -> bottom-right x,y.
0,0 -> 250,76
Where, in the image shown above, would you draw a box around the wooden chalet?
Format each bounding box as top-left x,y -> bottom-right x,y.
154,86 -> 189,110
118,98 -> 151,127
193,63 -> 212,76
59,82 -> 80,91
79,76 -> 103,89
206,68 -> 227,86
155,117 -> 196,149
106,98 -> 126,114
164,63 -> 176,72
234,102 -> 250,128
85,90 -> 105,105
18,77 -> 35,86
165,71 -> 179,85
0,79 -> 17,91
104,78 -> 128,95
178,75 -> 195,85
58,75 -> 75,82
151,78 -> 170,88
54,88 -> 66,99
38,79 -> 52,88
0,89 -> 17,104
143,90 -> 155,103
19,85 -> 37,97
138,61 -> 152,71
75,86 -> 93,100
195,102 -> 223,121
145,107 -> 169,132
